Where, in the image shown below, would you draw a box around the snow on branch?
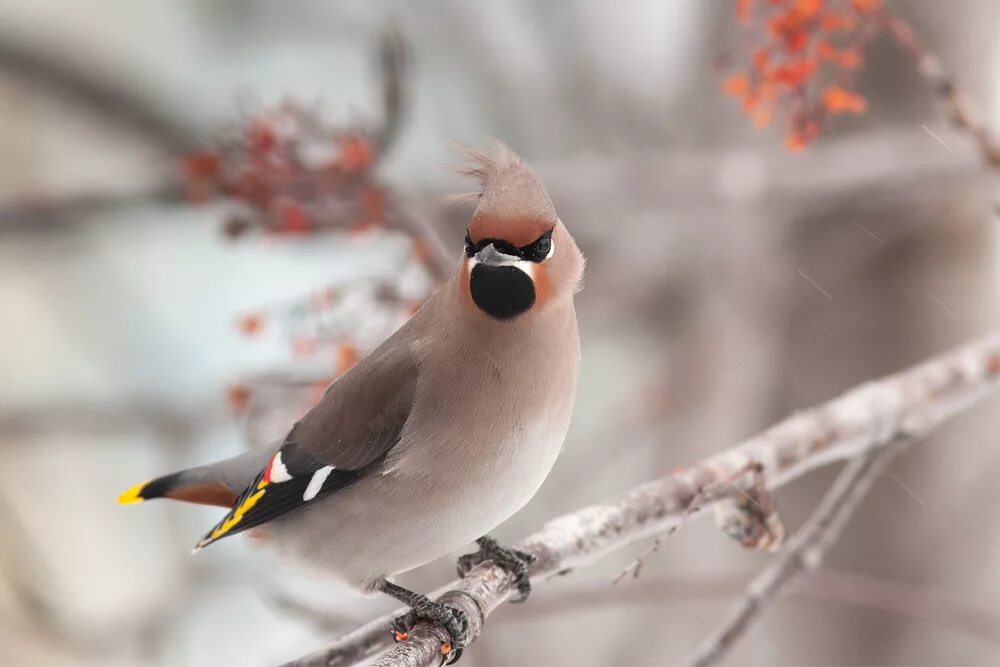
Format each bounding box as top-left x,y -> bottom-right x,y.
285,332 -> 1000,667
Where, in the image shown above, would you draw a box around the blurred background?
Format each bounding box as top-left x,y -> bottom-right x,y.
2,1 -> 999,665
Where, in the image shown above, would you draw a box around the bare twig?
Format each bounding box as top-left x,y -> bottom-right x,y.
285,332 -> 1000,667
0,184 -> 183,232
0,25 -> 412,234
0,492 -> 58,636
384,194 -> 455,282
374,25 -> 409,155
880,13 -> 1000,168
615,461 -> 782,584
794,570 -> 1000,645
685,438 -> 910,667
0,123 -> 982,233
527,570 -> 1000,644
539,570 -> 1000,644
279,569 -> 1000,644
0,40 -> 198,152
0,400 -> 218,439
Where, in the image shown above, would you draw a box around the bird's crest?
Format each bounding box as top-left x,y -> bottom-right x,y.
454,141 -> 557,246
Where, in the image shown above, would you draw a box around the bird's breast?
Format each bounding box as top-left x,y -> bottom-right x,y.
391,323 -> 578,529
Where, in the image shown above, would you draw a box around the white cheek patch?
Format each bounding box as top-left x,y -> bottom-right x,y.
512,260 -> 534,278
303,465 -> 335,501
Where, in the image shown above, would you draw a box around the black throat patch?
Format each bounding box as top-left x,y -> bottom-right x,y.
470,264 -> 536,319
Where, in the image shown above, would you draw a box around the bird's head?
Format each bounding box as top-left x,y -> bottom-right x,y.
456,142 -> 584,320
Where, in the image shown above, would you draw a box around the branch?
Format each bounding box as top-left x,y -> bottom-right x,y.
284,331 -> 1000,667
0,183 -> 183,232
0,40 -> 198,152
278,569 -> 1000,645
0,25 -> 410,233
374,25 -> 409,155
684,438 -> 910,667
525,569 -> 1000,644
0,122 -> 980,233
880,13 -> 1000,169
383,194 -> 455,282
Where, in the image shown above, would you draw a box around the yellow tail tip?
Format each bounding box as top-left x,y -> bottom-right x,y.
117,481 -> 148,505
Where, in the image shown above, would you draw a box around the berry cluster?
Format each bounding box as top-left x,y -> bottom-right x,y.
724,0 -> 886,149
181,100 -> 384,237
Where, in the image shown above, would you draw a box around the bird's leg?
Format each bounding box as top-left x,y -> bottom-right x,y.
377,579 -> 469,663
456,535 -> 537,602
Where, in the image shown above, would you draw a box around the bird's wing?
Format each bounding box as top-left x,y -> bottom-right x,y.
195,343 -> 419,549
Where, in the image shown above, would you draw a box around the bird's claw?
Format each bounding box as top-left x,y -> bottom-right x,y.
457,535 -> 537,603
391,599 -> 469,664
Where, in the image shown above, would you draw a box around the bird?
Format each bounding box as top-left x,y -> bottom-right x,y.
118,142 -> 585,660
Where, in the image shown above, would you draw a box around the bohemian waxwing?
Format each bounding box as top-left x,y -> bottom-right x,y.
119,142 -> 585,659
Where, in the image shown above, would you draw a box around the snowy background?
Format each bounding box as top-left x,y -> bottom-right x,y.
1,1 -> 999,665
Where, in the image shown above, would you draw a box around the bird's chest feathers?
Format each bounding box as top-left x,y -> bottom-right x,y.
397,331 -> 574,511
430,409 -> 567,524
428,367 -> 567,476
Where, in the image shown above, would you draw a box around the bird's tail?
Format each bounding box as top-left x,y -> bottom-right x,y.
117,448 -> 275,509
117,470 -> 238,508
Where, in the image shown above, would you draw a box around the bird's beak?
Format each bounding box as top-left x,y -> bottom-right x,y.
474,243 -> 519,267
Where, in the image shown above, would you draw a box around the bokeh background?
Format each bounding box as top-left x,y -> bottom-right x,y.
2,1 -> 999,665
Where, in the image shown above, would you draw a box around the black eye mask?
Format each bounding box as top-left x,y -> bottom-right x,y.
465,229 -> 553,263
469,264 -> 536,319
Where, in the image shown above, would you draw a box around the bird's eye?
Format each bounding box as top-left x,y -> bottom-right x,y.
535,235 -> 551,257
522,231 -> 553,262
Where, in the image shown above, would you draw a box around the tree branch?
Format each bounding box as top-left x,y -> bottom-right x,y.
0,184 -> 184,233
278,568 -> 1000,645
373,24 -> 409,156
383,194 -> 455,282
684,437 -> 910,667
0,40 -> 198,152
879,13 -> 1000,169
283,332 -> 1000,666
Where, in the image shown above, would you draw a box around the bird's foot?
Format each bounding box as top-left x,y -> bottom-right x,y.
457,535 -> 537,603
390,595 -> 469,664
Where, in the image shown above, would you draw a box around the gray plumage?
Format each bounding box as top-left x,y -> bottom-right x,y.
264,274 -> 578,589
122,142 -> 585,594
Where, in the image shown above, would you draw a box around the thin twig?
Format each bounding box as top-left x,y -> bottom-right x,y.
0,183 -> 183,231
614,461 -> 772,584
384,193 -> 455,282
374,25 -> 409,155
278,569 -> 1000,645
529,570 -> 1000,644
284,332 -> 1000,667
0,25 -> 411,233
0,123 -> 980,232
794,570 -> 1000,645
0,491 -> 58,636
684,438 -> 910,667
0,40 -> 198,152
880,13 -> 1000,168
